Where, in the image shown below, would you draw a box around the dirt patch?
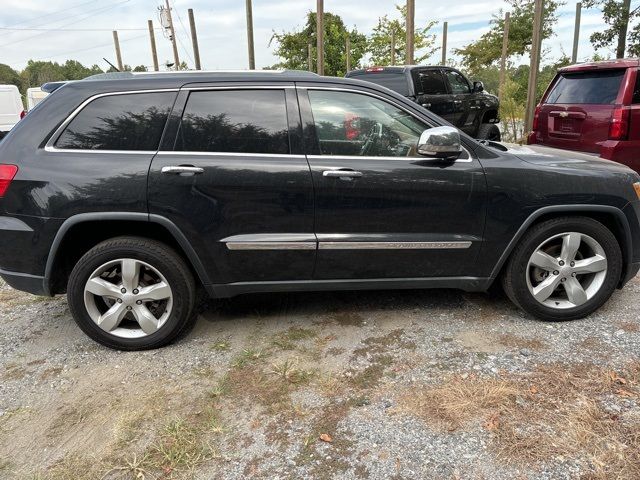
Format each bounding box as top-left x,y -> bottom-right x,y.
498,333 -> 546,351
455,330 -> 507,353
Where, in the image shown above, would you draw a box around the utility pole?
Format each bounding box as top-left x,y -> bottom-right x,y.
346,36 -> 351,72
316,0 -> 324,75
524,0 -> 544,134
163,0 -> 180,70
571,3 -> 581,63
245,0 -> 255,69
112,30 -> 123,71
406,0 -> 415,64
148,20 -> 159,71
617,0 -> 631,58
391,30 -> 396,65
188,9 -> 201,70
308,43 -> 313,71
499,12 -> 511,101
441,22 -> 448,65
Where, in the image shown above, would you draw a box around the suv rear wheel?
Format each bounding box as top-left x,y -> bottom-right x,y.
67,237 -> 196,350
477,123 -> 501,141
502,217 -> 622,321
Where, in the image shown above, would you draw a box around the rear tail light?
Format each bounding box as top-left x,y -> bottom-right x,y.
609,105 -> 630,140
365,67 -> 385,73
532,105 -> 541,131
0,165 -> 18,197
19,110 -> 26,119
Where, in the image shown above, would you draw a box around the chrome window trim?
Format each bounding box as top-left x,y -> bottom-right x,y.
157,151 -> 305,158
44,88 -> 180,153
300,85 -> 474,163
319,241 -> 472,250
183,85 -> 295,91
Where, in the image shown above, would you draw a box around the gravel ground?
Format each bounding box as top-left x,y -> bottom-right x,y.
0,276 -> 639,480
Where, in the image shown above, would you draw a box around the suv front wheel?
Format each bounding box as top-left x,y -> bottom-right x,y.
68,237 -> 197,350
502,217 -> 622,321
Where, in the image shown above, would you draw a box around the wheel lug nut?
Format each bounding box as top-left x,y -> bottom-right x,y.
116,298 -> 122,303
572,272 -> 576,277
561,278 -> 566,282
570,261 -> 575,267
126,306 -> 132,311
136,300 -> 142,305
133,289 -> 139,294
121,288 -> 126,294
559,260 -> 565,266
553,270 -> 559,275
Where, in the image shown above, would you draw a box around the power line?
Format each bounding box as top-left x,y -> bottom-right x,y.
0,27 -> 161,32
0,0 -> 132,47
1,0 -> 102,28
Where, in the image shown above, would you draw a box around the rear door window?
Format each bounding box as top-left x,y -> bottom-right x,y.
415,70 -> 448,95
175,89 -> 290,154
55,92 -> 175,150
545,70 -> 625,104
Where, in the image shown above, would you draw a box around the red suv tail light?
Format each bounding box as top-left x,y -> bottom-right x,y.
532,105 -> 541,131
0,165 -> 18,197
609,105 -> 630,140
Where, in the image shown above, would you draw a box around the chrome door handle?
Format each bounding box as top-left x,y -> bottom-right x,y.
453,100 -> 462,104
161,166 -> 204,175
323,169 -> 363,179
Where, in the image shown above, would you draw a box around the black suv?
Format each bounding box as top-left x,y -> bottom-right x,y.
346,66 -> 501,140
1,70 -> 639,350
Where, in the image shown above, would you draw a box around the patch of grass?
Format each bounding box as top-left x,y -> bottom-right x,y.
270,358 -> 315,385
231,348 -> 265,368
271,327 -> 317,350
349,355 -> 394,390
210,337 -> 231,352
395,361 -> 640,479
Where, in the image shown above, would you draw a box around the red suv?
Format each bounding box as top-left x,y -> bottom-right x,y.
528,59 -> 640,172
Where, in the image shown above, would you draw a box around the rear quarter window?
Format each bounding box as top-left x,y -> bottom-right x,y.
349,72 -> 410,96
54,91 -> 175,150
545,70 -> 625,104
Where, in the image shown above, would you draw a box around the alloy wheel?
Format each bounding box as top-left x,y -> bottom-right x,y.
83,258 -> 173,338
526,232 -> 608,310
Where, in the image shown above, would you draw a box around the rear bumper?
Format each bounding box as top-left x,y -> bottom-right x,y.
0,268 -> 48,296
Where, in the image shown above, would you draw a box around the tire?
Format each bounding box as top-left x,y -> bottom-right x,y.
476,123 -> 501,141
67,237 -> 197,350
502,217 -> 622,321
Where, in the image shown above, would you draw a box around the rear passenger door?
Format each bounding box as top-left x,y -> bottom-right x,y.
148,84 -> 316,286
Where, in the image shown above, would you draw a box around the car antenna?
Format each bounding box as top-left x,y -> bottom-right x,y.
103,57 -> 120,72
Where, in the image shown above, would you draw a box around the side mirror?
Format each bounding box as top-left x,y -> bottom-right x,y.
417,126 -> 462,160
473,81 -> 484,93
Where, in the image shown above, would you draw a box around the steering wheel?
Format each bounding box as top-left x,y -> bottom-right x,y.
359,122 -> 384,156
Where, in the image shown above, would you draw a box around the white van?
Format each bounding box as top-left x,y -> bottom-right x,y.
0,85 -> 24,140
26,87 -> 49,111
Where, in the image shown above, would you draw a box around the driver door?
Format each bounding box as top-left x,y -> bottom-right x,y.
297,86 -> 487,280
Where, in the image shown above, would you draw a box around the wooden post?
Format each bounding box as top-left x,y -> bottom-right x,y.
441,22 -> 448,65
316,0 -> 324,75
308,43 -> 313,72
245,0 -> 255,69
188,9 -> 201,70
165,0 -> 180,70
148,20 -> 159,71
346,36 -> 351,72
616,0 -> 631,58
391,30 -> 396,65
571,3 -> 581,63
112,30 -> 123,71
406,0 -> 415,64
524,0 -> 544,133
499,12 -> 511,101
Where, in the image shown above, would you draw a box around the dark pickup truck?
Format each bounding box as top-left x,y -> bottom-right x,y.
346,66 -> 501,140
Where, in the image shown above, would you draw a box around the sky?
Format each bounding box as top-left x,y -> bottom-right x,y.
0,0 -> 628,73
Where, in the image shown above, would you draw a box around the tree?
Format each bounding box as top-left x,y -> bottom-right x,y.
368,4 -> 438,65
270,11 -> 367,76
0,64 -> 21,89
454,0 -> 561,75
61,60 -> 102,80
582,0 -> 639,57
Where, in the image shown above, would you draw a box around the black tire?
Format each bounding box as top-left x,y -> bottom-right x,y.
502,217 -> 622,321
476,123 -> 501,141
67,237 -> 197,350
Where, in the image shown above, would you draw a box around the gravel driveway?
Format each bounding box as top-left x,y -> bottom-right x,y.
0,276 -> 639,480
